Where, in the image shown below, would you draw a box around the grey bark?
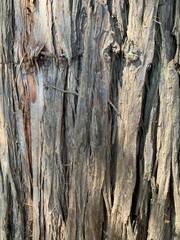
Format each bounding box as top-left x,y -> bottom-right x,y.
0,0 -> 179,239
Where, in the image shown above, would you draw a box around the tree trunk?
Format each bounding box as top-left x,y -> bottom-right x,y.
0,0 -> 179,239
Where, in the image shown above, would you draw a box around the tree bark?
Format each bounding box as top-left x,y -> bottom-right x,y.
0,0 -> 179,239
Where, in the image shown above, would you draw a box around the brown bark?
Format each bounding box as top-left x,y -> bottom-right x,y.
0,0 -> 179,239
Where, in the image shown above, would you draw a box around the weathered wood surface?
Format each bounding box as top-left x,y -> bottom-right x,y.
0,0 -> 179,239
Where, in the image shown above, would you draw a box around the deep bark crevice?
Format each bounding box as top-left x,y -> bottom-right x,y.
130,66 -> 150,233
178,148 -> 180,178
130,125 -> 144,233
7,184 -> 14,239
168,169 -> 175,239
51,11 -> 57,57
107,0 -> 112,16
109,53 -> 121,205
101,194 -> 108,240
124,0 -> 129,35
61,68 -> 69,220
152,91 -> 160,180
90,0 -> 95,12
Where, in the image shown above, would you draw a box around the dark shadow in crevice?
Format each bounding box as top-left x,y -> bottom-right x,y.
178,148 -> 180,178
151,92 -> 160,181
167,169 -> 175,239
130,12 -> 162,236
109,53 -> 122,206
90,0 -> 95,12
107,0 -> 112,16
101,192 -> 108,240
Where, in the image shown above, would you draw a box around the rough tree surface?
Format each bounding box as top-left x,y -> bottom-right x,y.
0,0 -> 179,239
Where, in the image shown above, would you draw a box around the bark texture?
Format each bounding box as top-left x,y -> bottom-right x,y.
0,0 -> 179,239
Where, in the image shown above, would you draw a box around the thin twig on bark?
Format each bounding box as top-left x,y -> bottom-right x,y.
153,19 -> 162,25
23,202 -> 33,207
108,99 -> 122,119
15,53 -> 26,81
45,82 -> 79,96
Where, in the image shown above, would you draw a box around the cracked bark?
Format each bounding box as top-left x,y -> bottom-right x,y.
0,0 -> 179,239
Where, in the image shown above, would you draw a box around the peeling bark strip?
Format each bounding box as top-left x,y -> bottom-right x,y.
0,0 -> 179,239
